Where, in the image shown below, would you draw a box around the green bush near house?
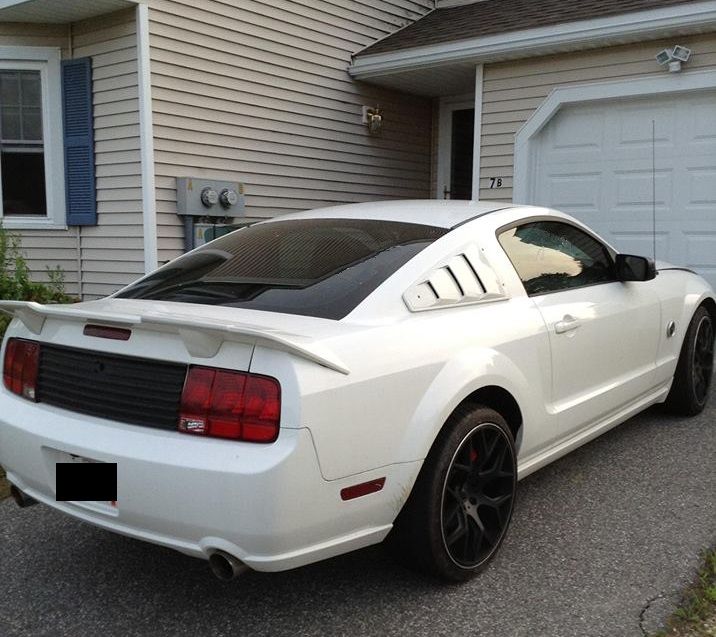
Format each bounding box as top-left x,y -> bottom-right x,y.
0,225 -> 74,501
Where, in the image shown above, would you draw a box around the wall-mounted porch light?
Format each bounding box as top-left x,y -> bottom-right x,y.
362,105 -> 383,136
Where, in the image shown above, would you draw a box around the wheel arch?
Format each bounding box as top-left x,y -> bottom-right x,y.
397,347 -> 542,466
700,296 -> 716,328
456,386 -> 523,449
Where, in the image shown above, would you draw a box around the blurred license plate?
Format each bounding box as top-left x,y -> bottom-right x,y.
56,454 -> 117,507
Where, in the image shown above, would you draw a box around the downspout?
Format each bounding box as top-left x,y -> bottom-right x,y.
136,2 -> 158,274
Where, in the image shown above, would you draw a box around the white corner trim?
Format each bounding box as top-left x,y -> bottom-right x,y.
471,64 -> 483,201
512,69 -> 716,204
350,1 -> 716,78
136,3 -> 158,274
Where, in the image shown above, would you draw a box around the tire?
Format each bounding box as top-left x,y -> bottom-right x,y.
388,405 -> 517,582
665,306 -> 715,416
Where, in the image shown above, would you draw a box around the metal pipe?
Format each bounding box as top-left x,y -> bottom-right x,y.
208,550 -> 250,581
10,485 -> 38,508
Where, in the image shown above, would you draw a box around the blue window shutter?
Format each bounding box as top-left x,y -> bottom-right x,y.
62,57 -> 97,226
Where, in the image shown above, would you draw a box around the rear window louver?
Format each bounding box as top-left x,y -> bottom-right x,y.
403,247 -> 507,312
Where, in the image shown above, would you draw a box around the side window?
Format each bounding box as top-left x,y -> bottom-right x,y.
498,221 -> 616,296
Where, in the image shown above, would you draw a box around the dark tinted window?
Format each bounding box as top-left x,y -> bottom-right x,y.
118,218 -> 447,319
498,221 -> 616,296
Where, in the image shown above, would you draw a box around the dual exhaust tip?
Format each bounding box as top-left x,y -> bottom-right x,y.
11,485 -> 247,581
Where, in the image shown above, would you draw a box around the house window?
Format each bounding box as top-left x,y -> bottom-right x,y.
1,70 -> 46,216
0,48 -> 66,228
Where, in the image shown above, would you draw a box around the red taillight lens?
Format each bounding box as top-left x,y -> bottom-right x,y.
3,338 -> 40,401
178,366 -> 280,443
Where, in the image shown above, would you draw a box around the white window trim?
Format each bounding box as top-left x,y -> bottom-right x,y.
0,46 -> 67,230
512,69 -> 716,205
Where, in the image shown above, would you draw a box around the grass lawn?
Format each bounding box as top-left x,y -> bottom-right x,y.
0,466 -> 10,500
654,547 -> 716,636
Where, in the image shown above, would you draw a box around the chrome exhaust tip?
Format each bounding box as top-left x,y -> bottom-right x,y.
10,485 -> 38,508
208,550 -> 250,581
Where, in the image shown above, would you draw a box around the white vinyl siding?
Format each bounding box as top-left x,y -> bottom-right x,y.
0,9 -> 144,298
146,0 -> 434,264
479,32 -> 716,202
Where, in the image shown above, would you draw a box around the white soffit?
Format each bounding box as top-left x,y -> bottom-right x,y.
0,0 -> 138,23
350,0 -> 716,84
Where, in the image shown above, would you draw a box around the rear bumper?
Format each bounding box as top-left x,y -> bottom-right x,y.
0,394 -> 413,571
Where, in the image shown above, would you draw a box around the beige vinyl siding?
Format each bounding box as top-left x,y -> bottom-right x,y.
147,0 -> 434,264
72,8 -> 144,298
479,32 -> 716,202
0,9 -> 144,299
0,22 -> 68,51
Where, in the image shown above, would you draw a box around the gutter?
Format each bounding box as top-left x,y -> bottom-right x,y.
350,0 -> 716,78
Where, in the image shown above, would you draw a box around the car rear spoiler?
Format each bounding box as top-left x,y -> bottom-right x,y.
0,301 -> 349,375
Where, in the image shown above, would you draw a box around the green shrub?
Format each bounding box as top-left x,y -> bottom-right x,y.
0,225 -> 74,340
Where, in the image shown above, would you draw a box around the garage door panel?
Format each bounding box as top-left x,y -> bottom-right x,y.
613,167 -> 673,209
684,100 -> 716,145
612,104 -> 677,152
684,167 -> 716,205
541,107 -> 605,161
685,233 -> 716,268
530,90 -> 716,289
609,231 -> 669,257
543,172 -> 601,211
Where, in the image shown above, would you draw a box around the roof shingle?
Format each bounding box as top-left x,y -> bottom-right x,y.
357,0 -> 699,57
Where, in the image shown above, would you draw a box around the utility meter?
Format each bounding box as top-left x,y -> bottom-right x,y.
219,188 -> 239,209
200,187 -> 219,208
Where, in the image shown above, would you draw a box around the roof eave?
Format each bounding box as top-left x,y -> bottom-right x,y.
350,0 -> 716,79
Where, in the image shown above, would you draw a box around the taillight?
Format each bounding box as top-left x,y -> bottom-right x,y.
3,338 -> 40,401
179,366 -> 280,443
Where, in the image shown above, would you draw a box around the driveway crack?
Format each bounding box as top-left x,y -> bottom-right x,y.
639,591 -> 666,636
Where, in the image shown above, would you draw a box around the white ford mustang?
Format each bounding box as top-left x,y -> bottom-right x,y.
1,201 -> 714,582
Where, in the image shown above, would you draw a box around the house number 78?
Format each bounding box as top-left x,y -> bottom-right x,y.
489,177 -> 503,188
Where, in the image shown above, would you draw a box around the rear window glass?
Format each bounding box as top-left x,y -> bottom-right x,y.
117,218 -> 447,319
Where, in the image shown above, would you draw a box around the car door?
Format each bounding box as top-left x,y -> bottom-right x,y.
498,220 -> 661,436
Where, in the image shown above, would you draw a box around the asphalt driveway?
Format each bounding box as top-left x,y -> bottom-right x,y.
1,390 -> 714,637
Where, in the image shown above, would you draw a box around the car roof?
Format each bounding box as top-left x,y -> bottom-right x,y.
259,200 -> 517,229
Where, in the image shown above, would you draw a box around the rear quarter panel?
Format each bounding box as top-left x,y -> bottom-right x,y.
250,297 -> 552,482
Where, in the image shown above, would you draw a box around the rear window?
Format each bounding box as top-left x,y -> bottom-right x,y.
117,218 -> 447,319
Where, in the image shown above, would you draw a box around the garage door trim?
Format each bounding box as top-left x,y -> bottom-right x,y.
513,69 -> 716,204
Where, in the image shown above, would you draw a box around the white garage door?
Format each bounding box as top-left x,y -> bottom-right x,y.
531,91 -> 716,289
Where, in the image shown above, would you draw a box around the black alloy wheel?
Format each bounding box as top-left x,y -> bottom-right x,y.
441,422 -> 515,568
388,406 -> 517,582
692,312 -> 714,406
666,305 -> 715,416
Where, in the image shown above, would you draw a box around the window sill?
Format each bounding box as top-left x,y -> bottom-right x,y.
1,218 -> 68,231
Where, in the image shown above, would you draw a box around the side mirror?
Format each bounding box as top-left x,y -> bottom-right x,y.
615,254 -> 656,282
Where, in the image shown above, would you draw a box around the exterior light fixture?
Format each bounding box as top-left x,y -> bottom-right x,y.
362,105 -> 383,136
655,45 -> 692,72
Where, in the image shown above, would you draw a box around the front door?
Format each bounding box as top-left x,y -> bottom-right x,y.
438,100 -> 474,200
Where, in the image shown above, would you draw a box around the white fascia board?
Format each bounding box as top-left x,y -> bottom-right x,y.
350,1 -> 716,78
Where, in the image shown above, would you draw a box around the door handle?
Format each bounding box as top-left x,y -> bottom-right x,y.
554,315 -> 581,334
